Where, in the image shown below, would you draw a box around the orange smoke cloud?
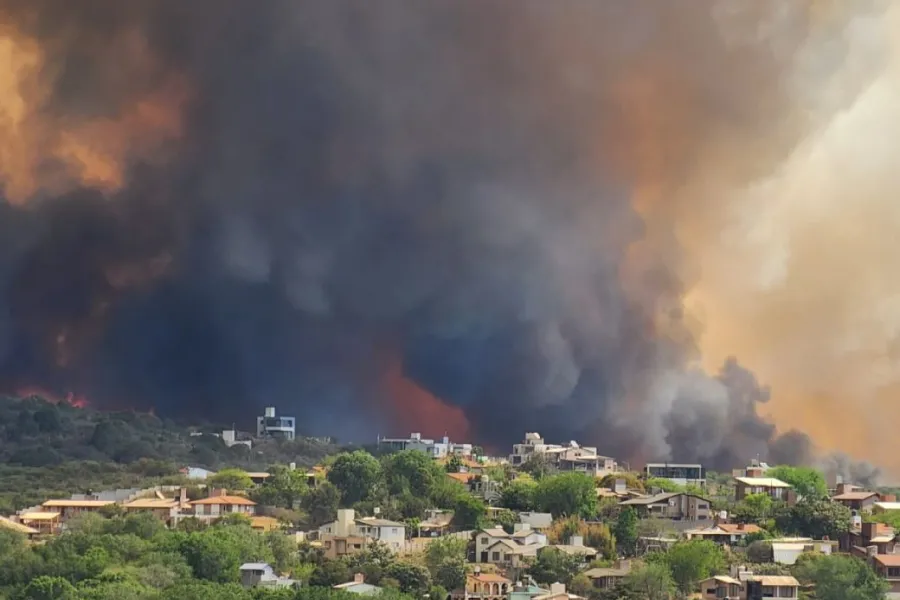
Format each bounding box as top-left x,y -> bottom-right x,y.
0,25 -> 188,204
381,357 -> 470,441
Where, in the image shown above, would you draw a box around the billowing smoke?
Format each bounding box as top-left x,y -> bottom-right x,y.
0,1 -> 895,472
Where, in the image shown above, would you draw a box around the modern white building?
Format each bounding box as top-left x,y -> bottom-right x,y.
257,406 -> 296,440
645,463 -> 706,487
509,432 -> 617,476
376,432 -> 472,458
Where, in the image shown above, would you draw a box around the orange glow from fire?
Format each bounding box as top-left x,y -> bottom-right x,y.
381,358 -> 470,441
15,386 -> 89,408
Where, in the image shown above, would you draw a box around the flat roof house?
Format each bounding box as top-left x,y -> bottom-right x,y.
733,477 -> 792,502
685,523 -> 762,546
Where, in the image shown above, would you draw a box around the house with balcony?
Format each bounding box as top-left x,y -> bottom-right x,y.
685,523 -> 762,545
256,406 -> 296,440
832,484 -> 883,513
872,554 -> 900,597
699,575 -> 743,599
583,561 -> 632,592
733,477 -> 792,502
188,491 -> 256,523
0,517 -> 39,540
239,562 -> 298,589
619,492 -> 712,521
450,572 -> 512,600
841,521 -> 897,555
318,509 -> 406,554
475,524 -> 547,565
378,432 -> 473,458
41,499 -> 116,521
17,511 -> 61,535
645,462 -> 706,487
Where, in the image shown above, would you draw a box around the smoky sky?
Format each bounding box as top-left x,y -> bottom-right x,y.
0,0 -> 888,471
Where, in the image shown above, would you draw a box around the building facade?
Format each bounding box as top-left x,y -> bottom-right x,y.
257,407 -> 296,440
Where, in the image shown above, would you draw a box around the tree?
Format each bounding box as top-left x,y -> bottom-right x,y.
208,468 -> 254,492
793,553 -> 888,600
731,493 -> 774,525
328,451 -> 383,506
533,473 -> 597,518
622,563 -> 675,600
614,507 -> 638,557
445,455 -> 463,473
303,481 -> 340,527
19,576 -> 78,600
776,499 -> 851,539
382,450 -> 444,498
500,478 -> 536,512
655,539 -> 725,595
547,516 -> 616,560
521,453 -> 555,479
766,466 -> 827,500
568,573 -> 593,598
252,465 -> 307,508
746,540 -> 773,563
450,494 -> 486,530
598,473 -> 645,494
310,558 -> 351,587
490,509 -> 518,534
425,537 -> 468,591
528,548 -> 582,585
645,478 -> 682,493
386,561 -> 432,596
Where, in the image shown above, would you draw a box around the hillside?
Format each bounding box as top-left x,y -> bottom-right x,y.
0,395 -> 340,510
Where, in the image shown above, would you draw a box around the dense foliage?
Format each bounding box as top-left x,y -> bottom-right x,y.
0,512 -> 419,600
0,396 -> 337,511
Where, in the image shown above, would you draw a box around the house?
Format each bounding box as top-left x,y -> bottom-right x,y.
334,573 -> 383,595
450,572 -> 512,600
619,492 -> 712,521
518,512 -> 553,531
733,477 -> 792,502
872,554 -> 900,597
475,524 -> 548,564
418,510 -> 453,537
508,433 -> 618,475
547,536 -> 598,561
321,536 -> 371,559
770,538 -> 836,564
685,523 -> 762,545
645,462 -> 706,487
239,563 -> 298,589
257,406 -> 296,440
122,498 -> 181,525
584,561 -> 632,591
377,432 -> 473,458
0,517 -> 38,539
742,575 -> 799,599
188,491 -> 256,522
832,484 -> 882,513
841,521 -> 896,555
17,511 -> 61,535
246,472 -> 272,486
41,499 -> 115,521
251,516 -> 282,532
180,466 -> 216,480
532,582 -> 584,600
319,509 -> 406,553
699,575 -> 743,599
874,501 -> 900,514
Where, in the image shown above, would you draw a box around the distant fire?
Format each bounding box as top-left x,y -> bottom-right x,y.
14,386 -> 89,409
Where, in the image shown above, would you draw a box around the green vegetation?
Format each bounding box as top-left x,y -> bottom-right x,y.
0,396 -> 338,511
0,512 -> 418,600
765,466 -> 828,500
793,553 -> 888,600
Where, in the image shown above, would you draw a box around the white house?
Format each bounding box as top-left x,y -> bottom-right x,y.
319,509 -> 406,552
239,563 -> 298,589
377,432 -> 473,458
257,406 -> 296,440
475,524 -> 548,565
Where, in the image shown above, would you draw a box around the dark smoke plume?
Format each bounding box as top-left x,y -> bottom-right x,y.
0,1 -> 890,470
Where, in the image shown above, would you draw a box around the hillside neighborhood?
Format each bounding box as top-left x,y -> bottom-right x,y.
1,425 -> 898,599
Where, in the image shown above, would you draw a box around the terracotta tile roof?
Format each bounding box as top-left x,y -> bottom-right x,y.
749,576 -> 799,586
42,500 -> 115,508
874,555 -> 900,567
470,573 -> 512,584
124,499 -> 179,509
447,472 -> 474,483
19,512 -> 60,521
0,517 -> 38,535
833,491 -> 879,501
189,495 -> 256,506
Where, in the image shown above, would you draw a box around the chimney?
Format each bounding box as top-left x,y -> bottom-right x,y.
867,545 -> 878,559
353,573 -> 365,584
209,488 -> 226,498
264,407 -> 276,418
550,583 -> 566,596
837,483 -> 855,496
883,494 -> 897,503
336,509 -> 355,536
179,488 -> 188,504
737,523 -> 745,531
614,479 -> 626,494
570,535 -> 583,547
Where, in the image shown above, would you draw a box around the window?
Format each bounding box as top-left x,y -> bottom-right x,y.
697,503 -> 709,509
716,587 -> 727,598
778,586 -> 795,597
480,537 -> 488,545
391,528 -> 398,534
889,567 -> 900,578
491,552 -> 500,561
